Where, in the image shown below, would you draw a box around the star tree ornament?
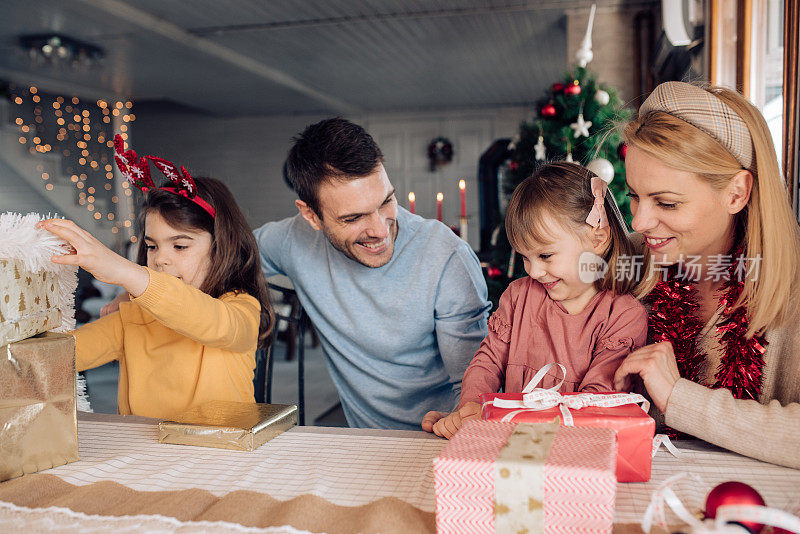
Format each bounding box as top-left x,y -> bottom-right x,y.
534,135 -> 546,161
570,113 -> 592,138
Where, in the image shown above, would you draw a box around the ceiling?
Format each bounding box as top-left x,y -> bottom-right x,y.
1,0 -> 656,116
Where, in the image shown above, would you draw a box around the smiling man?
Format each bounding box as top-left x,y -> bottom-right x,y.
254,118 -> 490,430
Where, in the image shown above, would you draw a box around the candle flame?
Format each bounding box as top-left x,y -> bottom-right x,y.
436,192 -> 444,201
408,192 -> 415,202
459,179 -> 466,190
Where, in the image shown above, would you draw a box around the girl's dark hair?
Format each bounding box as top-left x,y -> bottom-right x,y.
505,161 -> 637,294
136,177 -> 274,347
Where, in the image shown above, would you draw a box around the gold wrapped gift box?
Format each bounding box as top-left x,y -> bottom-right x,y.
1,333 -> 78,481
0,258 -> 63,347
158,401 -> 297,451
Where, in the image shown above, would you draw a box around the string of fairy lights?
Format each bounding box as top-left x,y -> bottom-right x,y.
8,83 -> 137,242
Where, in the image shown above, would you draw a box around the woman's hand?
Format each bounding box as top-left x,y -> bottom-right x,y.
421,402 -> 482,439
37,219 -> 149,297
614,341 -> 680,412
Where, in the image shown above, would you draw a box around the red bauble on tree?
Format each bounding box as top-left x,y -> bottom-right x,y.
551,82 -> 565,94
486,265 -> 503,279
617,142 -> 628,160
705,481 -> 766,534
564,80 -> 582,96
540,102 -> 557,118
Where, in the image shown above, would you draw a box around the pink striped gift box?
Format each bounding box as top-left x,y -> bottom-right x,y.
433,420 -> 617,534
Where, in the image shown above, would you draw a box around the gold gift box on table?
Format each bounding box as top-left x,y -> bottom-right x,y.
0,258 -> 63,347
0,333 -> 78,481
158,401 -> 297,451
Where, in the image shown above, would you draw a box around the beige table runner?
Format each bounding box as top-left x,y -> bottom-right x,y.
0,474 -> 434,533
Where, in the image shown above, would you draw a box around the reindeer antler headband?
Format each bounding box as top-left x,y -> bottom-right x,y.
113,134 -> 216,218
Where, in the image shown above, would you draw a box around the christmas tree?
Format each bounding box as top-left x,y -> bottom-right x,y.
486,6 -> 633,307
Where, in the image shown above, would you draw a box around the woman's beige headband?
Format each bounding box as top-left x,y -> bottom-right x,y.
638,81 -> 755,171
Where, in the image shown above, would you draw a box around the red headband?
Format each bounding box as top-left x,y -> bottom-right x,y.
113,135 -> 216,218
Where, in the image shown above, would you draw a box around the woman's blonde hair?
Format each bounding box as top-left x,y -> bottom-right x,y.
623,85 -> 800,336
505,161 -> 638,295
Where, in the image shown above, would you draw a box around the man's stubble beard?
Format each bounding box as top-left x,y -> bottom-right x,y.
321,220 -> 399,268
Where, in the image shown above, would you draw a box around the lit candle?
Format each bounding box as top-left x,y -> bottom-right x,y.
408,191 -> 415,214
436,192 -> 443,221
459,179 -> 466,218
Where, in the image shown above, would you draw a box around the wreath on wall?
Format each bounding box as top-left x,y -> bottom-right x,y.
427,136 -> 454,171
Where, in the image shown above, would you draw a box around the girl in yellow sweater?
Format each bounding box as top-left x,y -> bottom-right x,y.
40,136 -> 273,418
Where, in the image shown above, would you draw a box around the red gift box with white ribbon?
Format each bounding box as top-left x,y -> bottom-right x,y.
480,363 -> 655,482
433,420 -> 617,534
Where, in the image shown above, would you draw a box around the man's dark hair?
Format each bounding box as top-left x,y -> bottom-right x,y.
285,117 -> 384,216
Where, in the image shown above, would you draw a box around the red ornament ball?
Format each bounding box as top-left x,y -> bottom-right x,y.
540,103 -> 557,118
551,82 -> 566,94
564,81 -> 582,96
487,265 -> 503,279
617,142 -> 628,160
705,481 -> 766,534
508,161 -> 519,171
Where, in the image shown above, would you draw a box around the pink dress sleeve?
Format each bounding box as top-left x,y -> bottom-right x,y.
458,284 -> 516,407
579,295 -> 649,392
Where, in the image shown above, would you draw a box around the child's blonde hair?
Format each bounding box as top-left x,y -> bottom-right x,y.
623,85 -> 800,336
505,161 -> 637,294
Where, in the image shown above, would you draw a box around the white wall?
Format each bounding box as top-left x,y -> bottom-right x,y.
133,106 -> 529,250
0,157 -> 59,215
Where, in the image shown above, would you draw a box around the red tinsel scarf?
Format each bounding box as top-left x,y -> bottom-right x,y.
646,252 -> 768,405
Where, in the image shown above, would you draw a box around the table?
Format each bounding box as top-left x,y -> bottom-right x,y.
1,412 -> 798,533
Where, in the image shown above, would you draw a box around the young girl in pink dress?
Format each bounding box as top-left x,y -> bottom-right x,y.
423,161 -> 648,438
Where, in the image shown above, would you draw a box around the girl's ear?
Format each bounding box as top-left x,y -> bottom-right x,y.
589,223 -> 612,255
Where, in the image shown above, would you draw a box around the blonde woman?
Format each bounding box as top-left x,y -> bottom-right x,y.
614,81 -> 800,468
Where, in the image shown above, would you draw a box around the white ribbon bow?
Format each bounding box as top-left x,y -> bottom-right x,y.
483,363 -> 650,426
642,472 -> 800,533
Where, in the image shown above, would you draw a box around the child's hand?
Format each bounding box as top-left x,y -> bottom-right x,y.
37,219 -> 149,297
423,402 -> 482,439
421,411 -> 446,433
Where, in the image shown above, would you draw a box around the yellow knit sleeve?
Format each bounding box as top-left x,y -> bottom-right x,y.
131,268 -> 260,353
72,311 -> 125,372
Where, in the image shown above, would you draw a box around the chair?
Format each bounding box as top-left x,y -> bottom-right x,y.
253,346 -> 271,402
252,282 -> 309,425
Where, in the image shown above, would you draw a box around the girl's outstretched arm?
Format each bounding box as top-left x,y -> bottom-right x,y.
38,219 -> 149,297
131,269 -> 260,352
422,281 -> 519,435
